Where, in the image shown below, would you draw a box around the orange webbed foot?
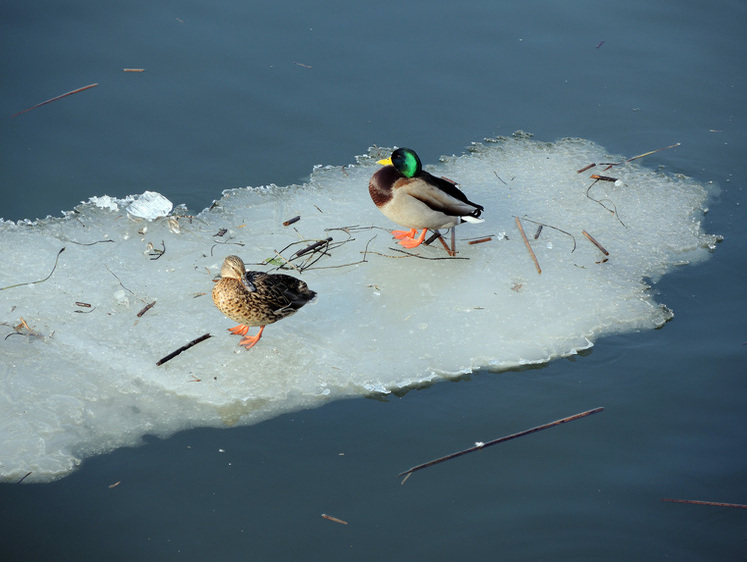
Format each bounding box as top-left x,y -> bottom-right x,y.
228,325 -> 249,336
397,229 -> 428,249
238,326 -> 265,350
391,228 -> 418,240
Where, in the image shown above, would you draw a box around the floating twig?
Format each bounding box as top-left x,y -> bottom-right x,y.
123,68 -> 145,72
582,230 -> 609,256
0,247 -> 65,291
11,83 -> 99,117
398,407 -> 604,481
136,300 -> 156,317
515,217 -> 541,274
156,333 -> 212,366
576,163 -> 596,173
660,498 -> 747,509
294,61 -> 312,69
533,225 -> 543,239
17,472 -> 32,484
321,514 -> 348,525
75,302 -> 92,308
108,481 -> 121,488
283,215 -> 300,226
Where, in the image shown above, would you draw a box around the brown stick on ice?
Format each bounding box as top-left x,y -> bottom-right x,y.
156,333 -> 212,366
515,217 -> 541,274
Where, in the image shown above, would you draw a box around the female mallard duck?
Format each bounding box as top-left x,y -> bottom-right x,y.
369,147 -> 484,249
212,255 -> 316,350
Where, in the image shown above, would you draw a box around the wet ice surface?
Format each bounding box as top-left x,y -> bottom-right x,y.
0,136 -> 718,482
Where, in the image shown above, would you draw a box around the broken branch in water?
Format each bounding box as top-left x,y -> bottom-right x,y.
660,498 -> 747,509
11,83 -> 99,117
156,333 -> 212,366
283,215 -> 300,226
398,407 -> 604,482
0,247 -> 65,291
515,217 -> 541,274
321,513 -> 349,525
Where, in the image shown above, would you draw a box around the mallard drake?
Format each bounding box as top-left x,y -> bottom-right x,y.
212,255 -> 316,350
368,147 -> 484,249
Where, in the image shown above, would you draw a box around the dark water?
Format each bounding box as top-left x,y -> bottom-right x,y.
1,0 -> 745,560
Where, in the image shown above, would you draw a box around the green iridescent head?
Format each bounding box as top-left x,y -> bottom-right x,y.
377,147 -> 422,178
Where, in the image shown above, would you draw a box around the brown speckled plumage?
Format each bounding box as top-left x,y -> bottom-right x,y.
212,255 -> 316,349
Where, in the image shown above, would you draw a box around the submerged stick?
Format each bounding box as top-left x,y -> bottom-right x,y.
660,498 -> 747,509
156,333 -> 212,366
582,230 -> 609,256
11,83 -> 99,117
515,217 -> 541,274
0,247 -> 65,291
398,407 -> 604,480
